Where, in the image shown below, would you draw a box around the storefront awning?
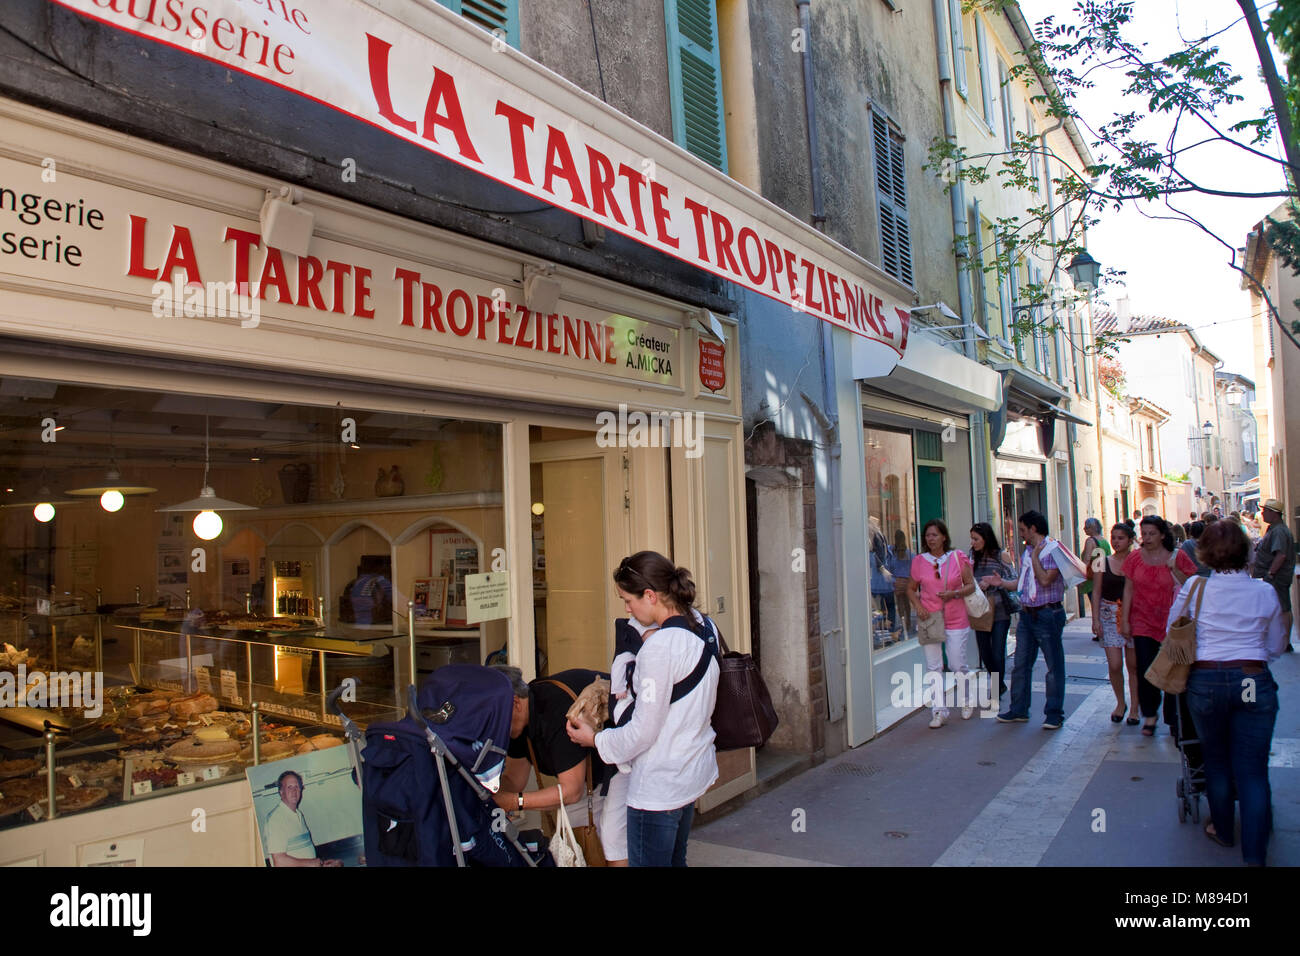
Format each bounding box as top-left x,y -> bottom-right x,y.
994,364 -> 1070,407
1041,401 -> 1093,428
54,0 -> 913,371
852,333 -> 1002,413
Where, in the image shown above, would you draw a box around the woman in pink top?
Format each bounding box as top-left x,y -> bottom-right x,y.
1119,516 -> 1196,736
907,519 -> 977,728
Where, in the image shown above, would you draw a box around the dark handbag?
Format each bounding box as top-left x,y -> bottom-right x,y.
1001,561 -> 1022,614
712,632 -> 780,751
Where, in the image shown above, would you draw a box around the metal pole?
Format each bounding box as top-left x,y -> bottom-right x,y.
408,601 -> 417,689
185,632 -> 193,695
318,650 -> 327,722
251,702 -> 261,765
45,730 -> 57,819
246,641 -> 254,711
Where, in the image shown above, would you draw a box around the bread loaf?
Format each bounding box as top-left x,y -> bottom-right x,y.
168,694 -> 218,718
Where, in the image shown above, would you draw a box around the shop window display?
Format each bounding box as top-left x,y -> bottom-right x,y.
0,376 -> 504,829
865,428 -> 919,652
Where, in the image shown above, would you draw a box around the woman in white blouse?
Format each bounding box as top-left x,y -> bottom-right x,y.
1166,520 -> 1287,866
566,551 -> 719,867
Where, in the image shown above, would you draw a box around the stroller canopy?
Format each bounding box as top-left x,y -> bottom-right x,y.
415,664 -> 513,792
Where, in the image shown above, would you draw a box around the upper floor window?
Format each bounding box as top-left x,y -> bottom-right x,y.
873,111 -> 913,286
972,14 -> 994,127
437,0 -> 520,47
949,0 -> 968,99
665,0 -> 728,172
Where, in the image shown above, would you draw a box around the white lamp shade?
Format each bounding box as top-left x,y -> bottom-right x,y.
33,502 -> 55,522
100,489 -> 125,512
157,486 -> 257,513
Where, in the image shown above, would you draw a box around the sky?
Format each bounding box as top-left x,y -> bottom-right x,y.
1018,0 -> 1288,380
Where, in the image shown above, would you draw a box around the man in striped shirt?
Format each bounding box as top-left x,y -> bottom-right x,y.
997,510 -> 1068,730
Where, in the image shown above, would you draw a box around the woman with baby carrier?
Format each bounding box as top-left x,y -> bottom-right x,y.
566,551 -> 720,867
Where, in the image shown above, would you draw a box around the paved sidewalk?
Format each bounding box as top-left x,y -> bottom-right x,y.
690,617 -> 1300,866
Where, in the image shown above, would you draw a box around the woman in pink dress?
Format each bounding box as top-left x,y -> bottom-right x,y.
907,519 -> 977,728
1119,516 -> 1197,736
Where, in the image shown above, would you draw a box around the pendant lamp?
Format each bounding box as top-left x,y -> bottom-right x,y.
64,416 -> 158,510
157,417 -> 256,540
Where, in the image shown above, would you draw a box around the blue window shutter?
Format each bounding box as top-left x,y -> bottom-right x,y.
437,0 -> 520,48
873,111 -> 913,286
665,0 -> 728,173
948,0 -> 967,99
974,15 -> 994,125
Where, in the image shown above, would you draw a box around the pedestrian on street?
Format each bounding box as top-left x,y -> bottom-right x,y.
1179,521 -> 1210,578
969,522 -> 1014,699
1078,517 -> 1110,626
908,519 -> 977,727
1092,523 -> 1140,725
1119,516 -> 1197,736
1169,520 -> 1288,865
1251,498 -> 1295,651
996,510 -> 1069,730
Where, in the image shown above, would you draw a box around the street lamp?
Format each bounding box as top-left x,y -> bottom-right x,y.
1066,250 -> 1101,290
1202,420 -> 1213,438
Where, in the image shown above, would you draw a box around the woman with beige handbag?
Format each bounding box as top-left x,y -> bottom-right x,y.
1162,520 -> 1287,865
908,519 -> 979,727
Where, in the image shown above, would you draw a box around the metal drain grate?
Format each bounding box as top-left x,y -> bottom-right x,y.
831,763 -> 882,777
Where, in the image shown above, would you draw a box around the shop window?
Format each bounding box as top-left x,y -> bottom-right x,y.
665,0 -> 728,172
873,111 -> 913,286
865,427 -> 918,653
437,0 -> 520,47
0,375 -> 506,830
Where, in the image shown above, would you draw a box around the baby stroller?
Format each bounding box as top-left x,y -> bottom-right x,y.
328,665 -> 552,867
1172,691 -> 1206,824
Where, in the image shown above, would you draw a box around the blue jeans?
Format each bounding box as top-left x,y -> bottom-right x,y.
1004,606 -> 1066,723
627,804 -> 694,867
974,618 -> 1010,697
1187,667 -> 1279,865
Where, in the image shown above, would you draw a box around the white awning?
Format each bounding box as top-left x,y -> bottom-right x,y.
853,333 -> 1002,413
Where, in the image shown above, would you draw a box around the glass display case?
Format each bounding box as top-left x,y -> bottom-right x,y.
0,610 -> 406,828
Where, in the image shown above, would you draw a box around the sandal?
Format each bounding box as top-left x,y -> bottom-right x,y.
1141,719 -> 1157,737
1126,709 -> 1140,726
1110,704 -> 1126,723
1205,822 -> 1233,848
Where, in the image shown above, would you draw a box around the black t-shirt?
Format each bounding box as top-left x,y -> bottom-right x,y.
507,668 -> 606,778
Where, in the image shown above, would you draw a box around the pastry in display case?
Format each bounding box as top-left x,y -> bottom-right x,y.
0,613 -> 403,830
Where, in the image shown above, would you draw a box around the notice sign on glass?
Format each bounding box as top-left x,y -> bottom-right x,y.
465,572 -> 510,624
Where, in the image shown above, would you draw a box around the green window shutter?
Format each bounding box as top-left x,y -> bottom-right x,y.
437,0 -> 520,48
872,112 -> 913,286
665,0 -> 728,173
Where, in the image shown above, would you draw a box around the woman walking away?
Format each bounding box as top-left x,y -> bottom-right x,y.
908,519 -> 978,726
1119,516 -> 1198,736
1079,518 -> 1111,635
1179,521 -> 1210,578
1092,523 -> 1140,725
566,551 -> 719,867
1169,520 -> 1287,865
970,522 -> 1013,699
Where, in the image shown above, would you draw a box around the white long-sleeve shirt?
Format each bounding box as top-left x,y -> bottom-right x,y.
594,612 -> 719,811
1164,570 -> 1288,662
